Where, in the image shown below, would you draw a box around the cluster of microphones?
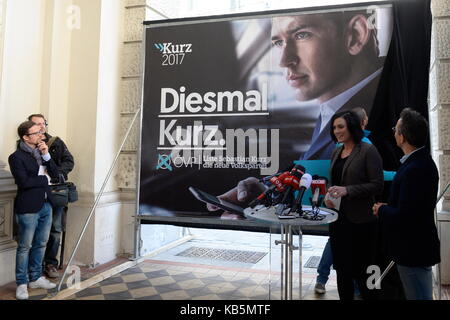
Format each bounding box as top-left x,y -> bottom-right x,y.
248,164 -> 330,220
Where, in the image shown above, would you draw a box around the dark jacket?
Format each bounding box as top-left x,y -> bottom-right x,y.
379,148 -> 440,267
44,133 -> 74,181
330,142 -> 384,224
303,74 -> 382,160
8,148 -> 60,214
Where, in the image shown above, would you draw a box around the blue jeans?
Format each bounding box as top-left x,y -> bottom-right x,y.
317,239 -> 333,285
44,206 -> 64,266
397,265 -> 433,300
15,202 -> 52,285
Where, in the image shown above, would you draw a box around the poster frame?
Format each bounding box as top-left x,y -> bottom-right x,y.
136,0 -> 394,234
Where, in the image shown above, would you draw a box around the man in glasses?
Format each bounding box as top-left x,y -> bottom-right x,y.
28,114 -> 74,279
8,121 -> 60,300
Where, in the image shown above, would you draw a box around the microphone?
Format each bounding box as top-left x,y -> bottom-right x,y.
249,171 -> 290,208
275,164 -> 306,215
291,173 -> 312,213
260,163 -> 295,184
250,163 -> 300,208
310,176 -> 328,209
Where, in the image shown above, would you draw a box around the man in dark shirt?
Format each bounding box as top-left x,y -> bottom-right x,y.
208,11 -> 386,218
373,108 -> 440,300
270,11 -> 384,160
28,114 -> 74,278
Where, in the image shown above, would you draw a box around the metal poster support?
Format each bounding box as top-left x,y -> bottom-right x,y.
56,107 -> 142,293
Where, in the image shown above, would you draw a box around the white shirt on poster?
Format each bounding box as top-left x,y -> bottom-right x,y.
319,68 -> 383,133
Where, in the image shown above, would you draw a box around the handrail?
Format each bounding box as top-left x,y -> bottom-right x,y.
437,179 -> 450,204
56,108 -> 141,292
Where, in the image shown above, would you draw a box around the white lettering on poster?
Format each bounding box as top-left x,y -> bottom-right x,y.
160,83 -> 268,114
156,82 -> 279,175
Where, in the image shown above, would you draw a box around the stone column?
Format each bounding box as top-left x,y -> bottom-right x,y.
116,0 -> 147,257
118,0 -> 184,258
430,0 -> 450,285
0,160 -> 17,286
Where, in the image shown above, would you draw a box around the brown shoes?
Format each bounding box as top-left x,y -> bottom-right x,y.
44,264 -> 59,278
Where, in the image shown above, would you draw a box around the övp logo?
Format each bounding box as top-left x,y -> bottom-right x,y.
156,154 -> 173,171
154,42 -> 193,54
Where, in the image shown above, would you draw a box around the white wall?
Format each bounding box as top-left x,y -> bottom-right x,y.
0,0 -> 130,281
0,0 -> 52,286
66,0 -> 101,195
95,0 -> 123,194
64,0 -> 128,266
44,0 -> 73,140
0,0 -> 47,163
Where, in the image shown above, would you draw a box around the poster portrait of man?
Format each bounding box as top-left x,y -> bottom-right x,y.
138,4 -> 394,224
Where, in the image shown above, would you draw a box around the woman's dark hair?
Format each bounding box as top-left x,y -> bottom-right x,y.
329,111 -> 364,143
398,108 -> 429,148
18,121 -> 37,141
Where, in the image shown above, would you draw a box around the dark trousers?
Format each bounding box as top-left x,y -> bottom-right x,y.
329,213 -> 378,300
44,205 -> 65,266
375,215 -> 406,300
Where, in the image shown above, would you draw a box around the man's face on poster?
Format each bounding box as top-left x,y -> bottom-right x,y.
271,14 -> 352,103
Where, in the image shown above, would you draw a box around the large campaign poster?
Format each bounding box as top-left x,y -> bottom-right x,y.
139,3 -> 394,227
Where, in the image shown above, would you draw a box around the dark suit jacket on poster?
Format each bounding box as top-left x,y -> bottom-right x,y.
303,75 -> 382,160
378,148 -> 440,267
8,148 -> 60,214
330,142 -> 384,224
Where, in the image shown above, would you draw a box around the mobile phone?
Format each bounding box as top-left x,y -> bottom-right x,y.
188,187 -> 244,215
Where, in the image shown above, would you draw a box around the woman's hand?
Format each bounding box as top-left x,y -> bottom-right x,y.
328,186 -> 348,198
372,202 -> 386,216
324,197 -> 335,209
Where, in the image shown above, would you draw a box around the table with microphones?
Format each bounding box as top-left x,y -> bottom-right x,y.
244,164 -> 338,300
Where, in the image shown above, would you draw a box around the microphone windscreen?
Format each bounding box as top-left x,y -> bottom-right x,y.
299,173 -> 312,188
311,179 -> 327,195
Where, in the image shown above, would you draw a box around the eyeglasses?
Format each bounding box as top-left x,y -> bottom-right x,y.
27,131 -> 44,136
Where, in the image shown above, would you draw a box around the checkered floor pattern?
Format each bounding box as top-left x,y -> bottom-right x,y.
64,260 -> 339,300
2,259 -> 448,300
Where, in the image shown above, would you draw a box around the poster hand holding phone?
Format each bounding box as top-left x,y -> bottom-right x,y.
139,3 -> 393,231
189,187 -> 244,216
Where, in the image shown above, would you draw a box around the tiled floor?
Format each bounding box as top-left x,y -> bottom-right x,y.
65,259 -> 339,300
0,228 -> 448,300
0,258 -> 129,300
65,259 -> 450,300
66,230 -> 339,300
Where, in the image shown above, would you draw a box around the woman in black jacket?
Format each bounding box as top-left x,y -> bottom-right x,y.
325,111 -> 383,300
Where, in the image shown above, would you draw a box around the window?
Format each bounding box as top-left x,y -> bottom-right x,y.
148,0 -> 388,19
0,0 -> 6,87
